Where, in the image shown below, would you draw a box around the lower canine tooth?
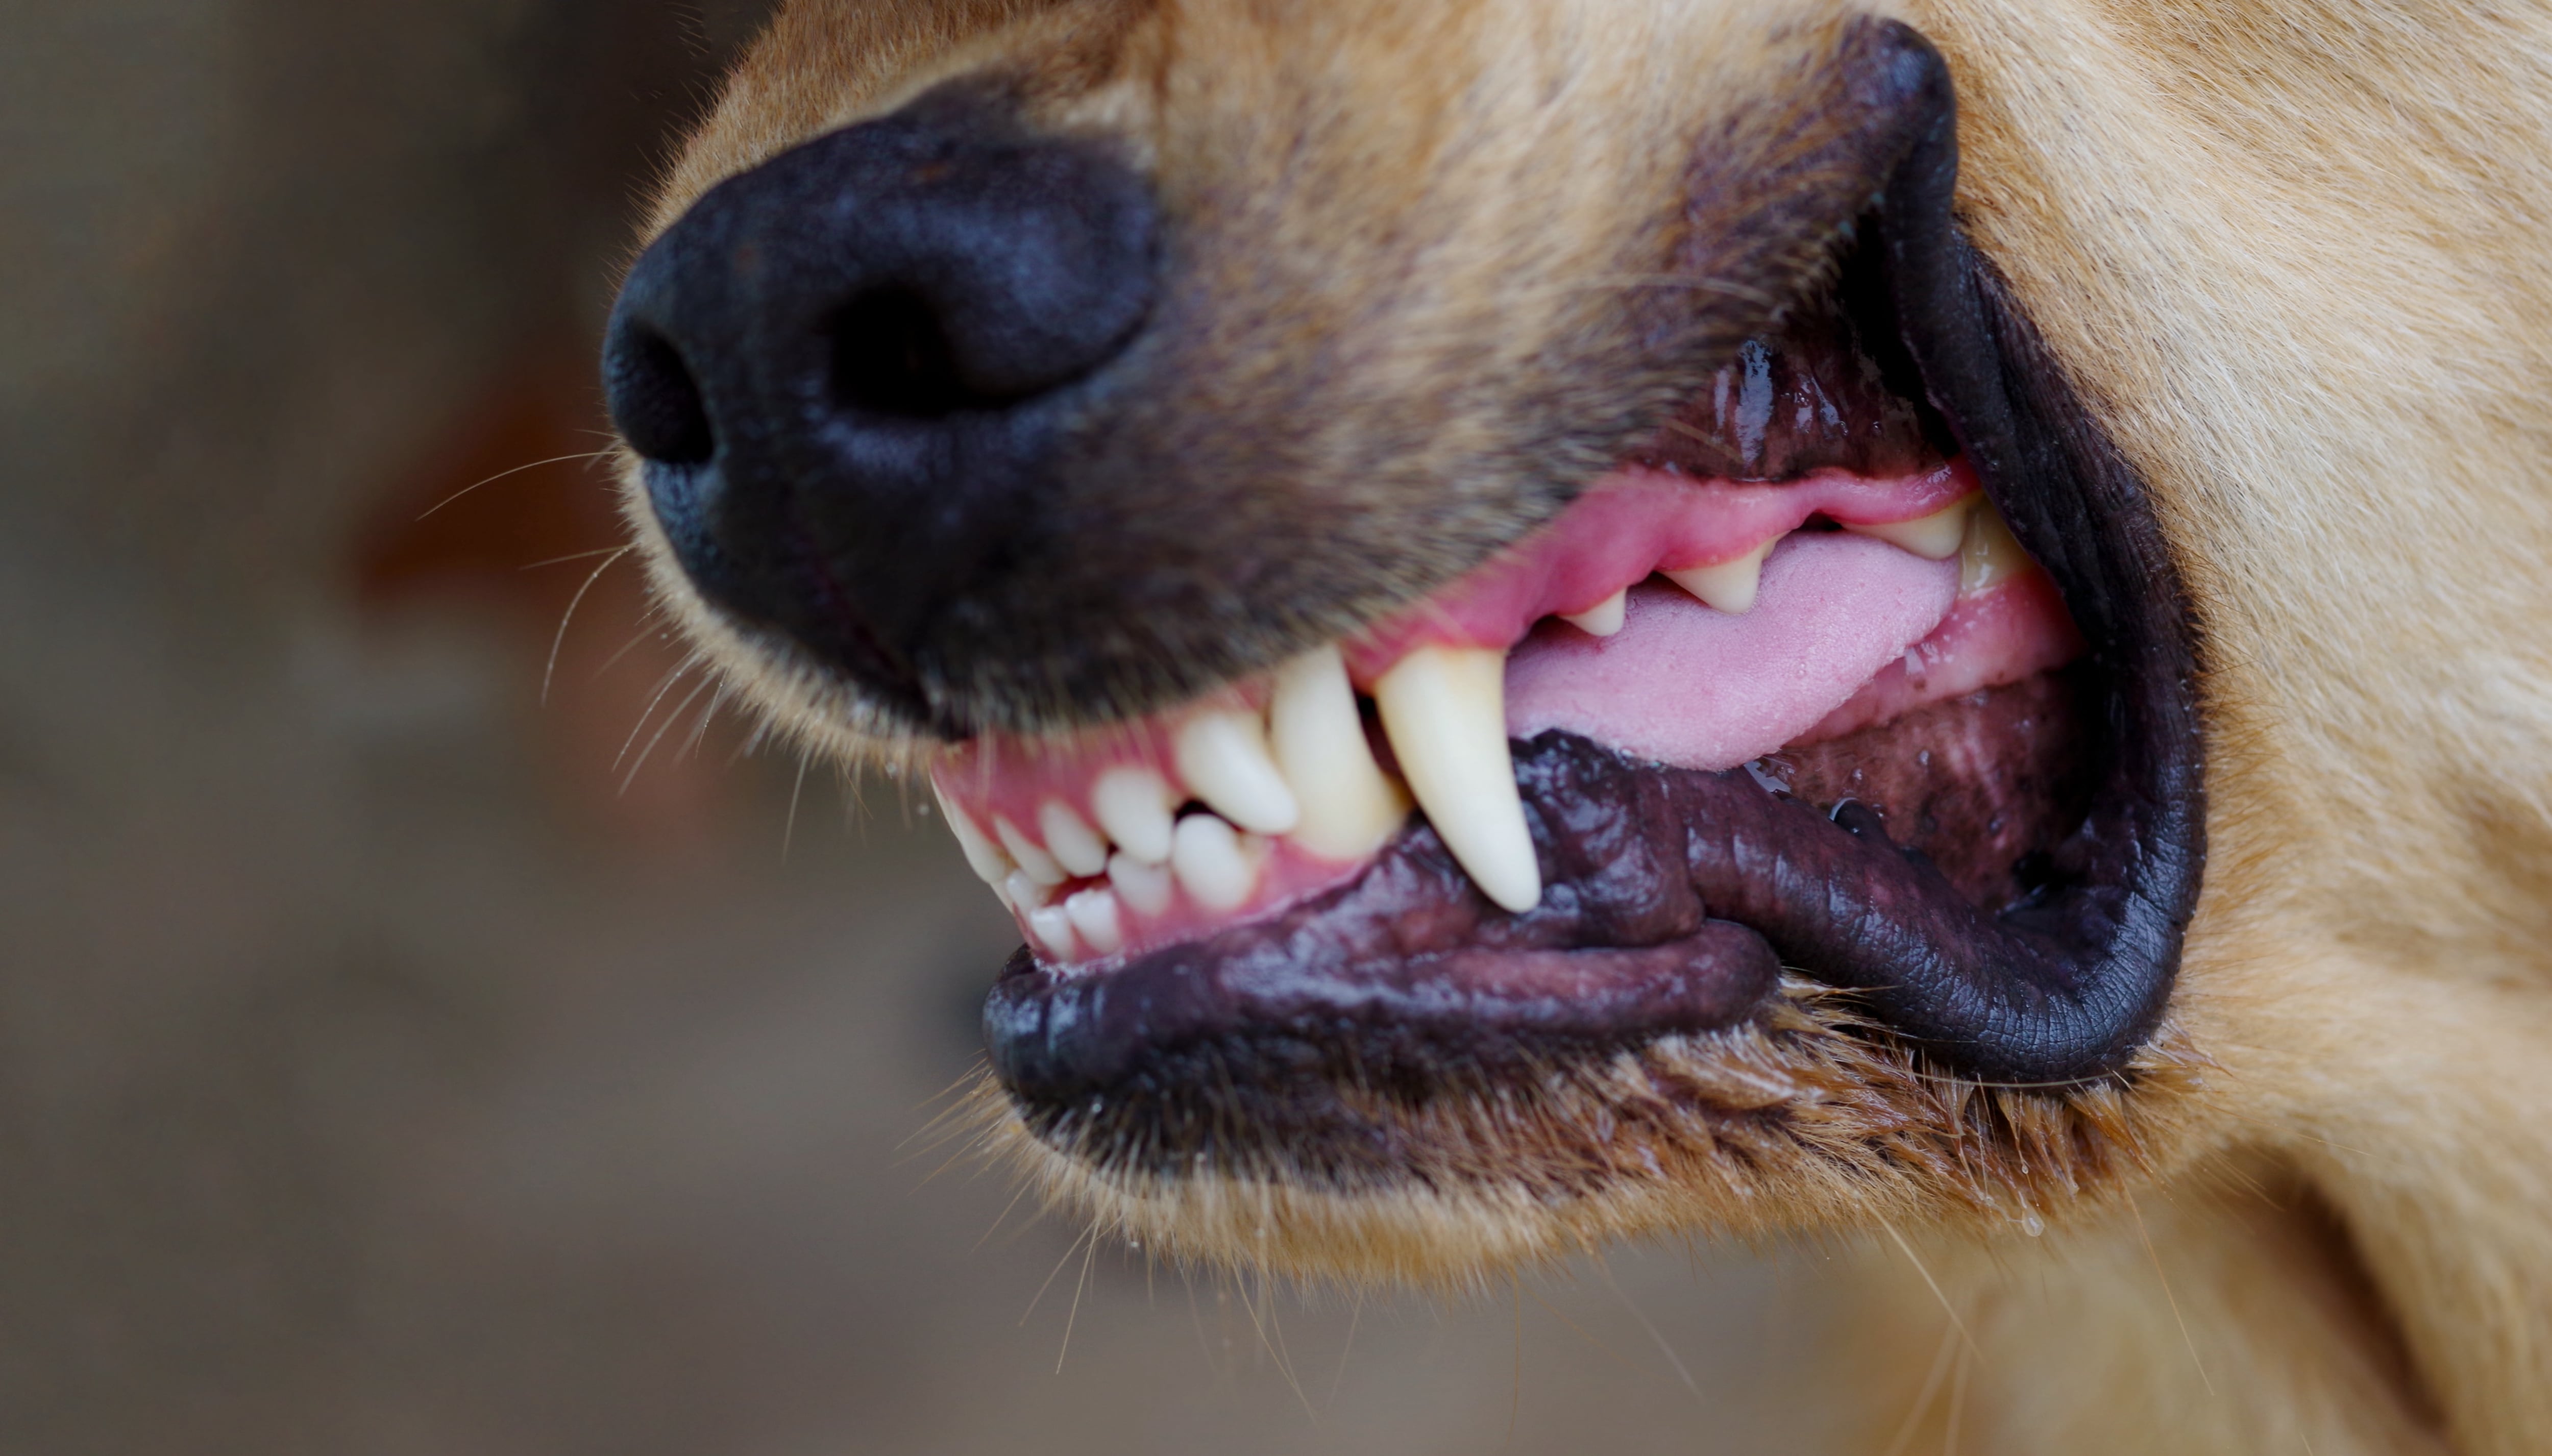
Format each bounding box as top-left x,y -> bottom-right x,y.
1269,646 -> 1410,861
1959,499 -> 2032,593
932,785 -> 1016,886
1063,889 -> 1124,954
1175,709 -> 1302,835
1559,589 -> 1628,636
1108,852 -> 1175,916
1665,537 -> 1777,614
994,817 -> 1065,885
1847,497 -> 1973,560
1039,800 -> 1110,877
1090,766 -> 1177,865
1171,813 -> 1260,911
1372,645 -> 1542,912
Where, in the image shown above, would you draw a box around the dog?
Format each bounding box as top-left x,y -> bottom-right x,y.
595,3 -> 2552,1450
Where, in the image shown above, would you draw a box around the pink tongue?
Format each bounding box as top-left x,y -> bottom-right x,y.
1504,533 -> 1959,771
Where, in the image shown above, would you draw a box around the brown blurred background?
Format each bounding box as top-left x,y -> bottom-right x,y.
0,4 -> 1841,1451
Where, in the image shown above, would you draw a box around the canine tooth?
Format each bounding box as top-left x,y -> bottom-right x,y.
1269,646 -> 1410,861
1372,646 -> 1541,912
994,817 -> 1065,885
1039,799 -> 1109,877
1063,888 -> 1125,954
1959,498 -> 2033,593
1171,813 -> 1260,911
1559,589 -> 1628,637
1108,852 -> 1175,917
1847,497 -> 1973,560
931,785 -> 1015,886
1025,903 -> 1079,958
1090,766 -> 1177,865
1665,537 -> 1778,614
1174,708 -> 1300,835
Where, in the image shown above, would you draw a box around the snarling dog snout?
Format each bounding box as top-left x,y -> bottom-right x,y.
604,91 -> 1160,726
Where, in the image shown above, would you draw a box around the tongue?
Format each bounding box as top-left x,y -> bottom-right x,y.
1504,533 -> 1959,771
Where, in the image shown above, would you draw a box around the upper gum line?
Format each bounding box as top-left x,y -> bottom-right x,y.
935,459 -> 2020,966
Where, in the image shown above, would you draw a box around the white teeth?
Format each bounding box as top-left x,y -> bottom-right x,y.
1038,799 -> 1110,878
1268,646 -> 1410,861
1665,536 -> 1778,614
994,817 -> 1065,885
1559,588 -> 1628,637
1063,888 -> 1125,954
1959,499 -> 2032,593
1025,902 -> 1079,958
1004,869 -> 1053,911
1847,497 -> 1974,560
1171,813 -> 1261,911
1174,708 -> 1301,835
1371,645 -> 1541,912
933,785 -> 1016,886
1108,851 -> 1175,917
1090,766 -> 1177,865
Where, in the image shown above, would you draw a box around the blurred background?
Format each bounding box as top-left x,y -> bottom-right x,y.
2,4 -> 1843,1451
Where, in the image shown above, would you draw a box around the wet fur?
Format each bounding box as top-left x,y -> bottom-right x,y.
621,2 -> 2552,1450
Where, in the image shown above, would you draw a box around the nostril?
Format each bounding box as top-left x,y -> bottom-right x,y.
606,325 -> 716,465
830,285 -> 1005,420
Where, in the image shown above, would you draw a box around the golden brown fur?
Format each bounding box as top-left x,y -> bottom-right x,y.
619,2 -> 2552,1450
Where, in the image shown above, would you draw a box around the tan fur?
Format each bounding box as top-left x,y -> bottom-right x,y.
621,2 -> 2552,1449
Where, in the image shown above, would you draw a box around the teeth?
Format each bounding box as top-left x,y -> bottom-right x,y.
1846,497 -> 1974,560
1959,499 -> 2032,593
933,785 -> 1016,886
1559,588 -> 1628,637
1372,646 -> 1541,912
1268,647 -> 1410,861
1037,799 -> 1109,878
1090,766 -> 1177,865
1171,813 -> 1262,911
1174,708 -> 1301,835
1025,902 -> 1079,958
994,817 -> 1065,886
1063,888 -> 1125,955
1004,868 -> 1053,911
1665,537 -> 1777,614
1108,851 -> 1175,917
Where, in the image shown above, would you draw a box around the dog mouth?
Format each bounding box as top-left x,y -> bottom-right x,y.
947,94 -> 2205,1179
631,22 -> 2206,1192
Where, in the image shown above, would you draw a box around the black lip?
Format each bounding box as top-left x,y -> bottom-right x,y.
984,22 -> 2205,1171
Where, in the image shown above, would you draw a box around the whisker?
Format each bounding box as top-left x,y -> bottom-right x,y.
416,450 -> 614,521
543,546 -> 635,704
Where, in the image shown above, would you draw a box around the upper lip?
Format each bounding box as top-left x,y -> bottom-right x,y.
973,21 -> 2207,1138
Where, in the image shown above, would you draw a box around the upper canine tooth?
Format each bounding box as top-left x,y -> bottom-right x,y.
1847,498 -> 1973,560
1090,766 -> 1177,865
1372,645 -> 1541,912
1171,813 -> 1261,911
1959,498 -> 2032,593
994,817 -> 1065,886
1038,799 -> 1109,877
1269,646 -> 1410,861
1174,708 -> 1300,835
931,784 -> 1016,887
1665,537 -> 1777,614
1559,588 -> 1628,637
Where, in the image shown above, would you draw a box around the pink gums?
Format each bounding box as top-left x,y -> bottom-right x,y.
1339,459 -> 1977,685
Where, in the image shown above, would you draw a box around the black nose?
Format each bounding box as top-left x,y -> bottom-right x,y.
602,95 -> 1159,721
